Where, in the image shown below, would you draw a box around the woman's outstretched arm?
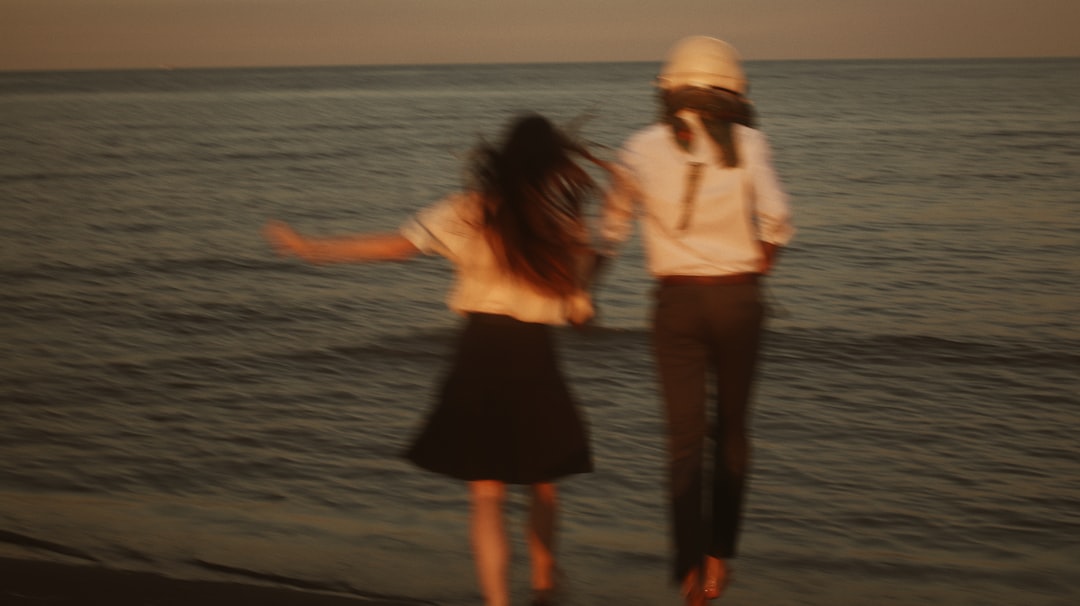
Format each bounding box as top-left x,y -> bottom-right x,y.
264,220 -> 420,264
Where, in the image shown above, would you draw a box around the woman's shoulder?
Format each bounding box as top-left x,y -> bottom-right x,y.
733,123 -> 770,146
619,123 -> 676,166
625,122 -> 670,148
731,123 -> 777,166
448,190 -> 485,212
416,191 -> 483,222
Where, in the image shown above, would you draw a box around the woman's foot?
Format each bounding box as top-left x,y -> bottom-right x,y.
702,556 -> 729,600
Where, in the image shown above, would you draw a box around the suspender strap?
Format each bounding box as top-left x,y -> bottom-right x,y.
676,161 -> 705,231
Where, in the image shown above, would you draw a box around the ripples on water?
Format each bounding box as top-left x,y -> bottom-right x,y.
1,59 -> 1079,605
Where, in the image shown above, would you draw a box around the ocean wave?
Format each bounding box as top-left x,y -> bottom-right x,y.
0,530 -> 99,563
766,327 -> 1080,370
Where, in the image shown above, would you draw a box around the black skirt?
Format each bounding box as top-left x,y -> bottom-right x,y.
405,313 -> 593,484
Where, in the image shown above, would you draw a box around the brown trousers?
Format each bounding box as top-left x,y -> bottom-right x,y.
651,280 -> 765,582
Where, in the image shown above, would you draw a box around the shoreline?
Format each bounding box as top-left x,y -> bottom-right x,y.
0,556 -> 433,606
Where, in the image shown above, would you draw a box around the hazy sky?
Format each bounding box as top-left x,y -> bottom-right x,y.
3,0 -> 1079,71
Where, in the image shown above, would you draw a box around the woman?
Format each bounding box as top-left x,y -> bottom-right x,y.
265,113 -> 606,606
600,36 -> 795,604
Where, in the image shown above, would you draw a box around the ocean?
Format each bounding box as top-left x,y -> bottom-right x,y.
1,58 -> 1078,605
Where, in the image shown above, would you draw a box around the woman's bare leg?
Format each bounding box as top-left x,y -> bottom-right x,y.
528,482 -> 558,596
470,480 -> 509,606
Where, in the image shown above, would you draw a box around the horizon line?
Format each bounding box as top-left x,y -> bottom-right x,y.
3,53 -> 1078,75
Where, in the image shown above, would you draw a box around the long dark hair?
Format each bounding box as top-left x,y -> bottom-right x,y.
470,113 -> 601,298
660,86 -> 756,167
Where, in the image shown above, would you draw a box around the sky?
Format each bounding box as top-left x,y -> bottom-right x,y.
2,0 -> 1079,71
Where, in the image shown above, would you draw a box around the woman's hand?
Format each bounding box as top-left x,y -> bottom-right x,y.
264,220 -> 309,259
759,241 -> 781,274
567,291 -> 596,330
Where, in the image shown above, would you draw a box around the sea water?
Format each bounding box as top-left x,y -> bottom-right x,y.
1,58 -> 1078,605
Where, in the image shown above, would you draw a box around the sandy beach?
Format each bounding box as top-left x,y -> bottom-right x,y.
0,556 -> 432,606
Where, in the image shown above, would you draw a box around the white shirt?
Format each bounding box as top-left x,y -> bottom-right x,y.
401,192 -> 593,325
602,120 -> 794,276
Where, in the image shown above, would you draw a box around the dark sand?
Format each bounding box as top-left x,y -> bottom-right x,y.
0,556 -> 433,606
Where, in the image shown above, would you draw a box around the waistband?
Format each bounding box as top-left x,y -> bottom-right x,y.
658,273 -> 760,286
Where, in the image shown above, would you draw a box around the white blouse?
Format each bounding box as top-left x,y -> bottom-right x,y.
400,192 -> 593,326
602,121 -> 795,277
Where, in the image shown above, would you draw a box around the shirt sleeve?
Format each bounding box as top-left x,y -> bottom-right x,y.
745,129 -> 795,246
399,194 -> 474,259
599,160 -> 640,256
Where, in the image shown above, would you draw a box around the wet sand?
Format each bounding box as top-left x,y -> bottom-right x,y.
0,556 -> 433,606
